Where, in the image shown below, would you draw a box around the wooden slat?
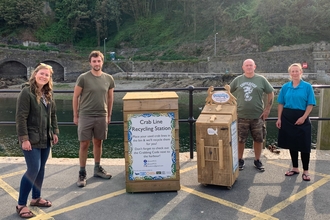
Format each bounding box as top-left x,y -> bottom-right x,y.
200,139 -> 205,168
123,99 -> 178,111
202,104 -> 237,121
123,92 -> 178,100
126,180 -> 180,193
219,140 -> 224,170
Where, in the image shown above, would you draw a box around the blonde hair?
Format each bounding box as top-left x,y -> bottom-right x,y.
29,63 -> 54,104
288,63 -> 303,72
288,63 -> 303,80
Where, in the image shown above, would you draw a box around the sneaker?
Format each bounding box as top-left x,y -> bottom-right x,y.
77,171 -> 87,187
239,159 -> 245,170
254,160 -> 265,172
94,166 -> 112,179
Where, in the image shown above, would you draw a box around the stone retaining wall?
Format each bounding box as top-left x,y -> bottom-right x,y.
1,42 -> 330,82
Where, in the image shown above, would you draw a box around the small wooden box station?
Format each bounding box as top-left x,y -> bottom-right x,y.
196,85 -> 239,189
123,92 -> 180,192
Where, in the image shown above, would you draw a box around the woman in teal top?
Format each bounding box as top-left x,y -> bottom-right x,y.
276,63 -> 316,181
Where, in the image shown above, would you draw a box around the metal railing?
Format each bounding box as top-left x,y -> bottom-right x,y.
1,85 -> 330,159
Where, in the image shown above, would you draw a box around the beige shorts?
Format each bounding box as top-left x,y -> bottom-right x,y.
237,118 -> 266,143
78,116 -> 108,141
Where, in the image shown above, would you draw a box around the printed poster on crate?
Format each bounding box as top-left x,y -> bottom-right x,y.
127,112 -> 176,181
231,120 -> 239,172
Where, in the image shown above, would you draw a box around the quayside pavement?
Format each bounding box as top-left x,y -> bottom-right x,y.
1,149 -> 330,220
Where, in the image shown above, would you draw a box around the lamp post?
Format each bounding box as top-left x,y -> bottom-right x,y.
103,38 -> 107,60
214,33 -> 218,57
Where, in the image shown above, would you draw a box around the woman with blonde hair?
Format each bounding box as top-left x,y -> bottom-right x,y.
276,63 -> 316,181
15,63 -> 59,218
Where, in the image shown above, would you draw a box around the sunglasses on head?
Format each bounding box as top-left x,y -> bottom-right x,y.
35,63 -> 53,69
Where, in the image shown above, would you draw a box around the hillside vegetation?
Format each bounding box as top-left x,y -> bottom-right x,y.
1,0 -> 330,60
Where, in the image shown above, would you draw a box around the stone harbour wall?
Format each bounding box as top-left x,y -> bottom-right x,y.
1,42 -> 330,83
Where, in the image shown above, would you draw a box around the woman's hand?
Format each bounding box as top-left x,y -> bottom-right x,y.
276,119 -> 281,129
295,116 -> 306,125
21,140 -> 32,151
53,134 -> 59,145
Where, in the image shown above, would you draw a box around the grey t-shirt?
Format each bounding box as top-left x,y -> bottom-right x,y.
230,74 -> 274,119
76,71 -> 115,116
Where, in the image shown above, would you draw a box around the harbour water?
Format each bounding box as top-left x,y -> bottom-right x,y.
0,94 -> 318,158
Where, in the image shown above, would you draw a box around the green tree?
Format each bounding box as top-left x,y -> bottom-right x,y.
199,0 -> 224,33
0,0 -> 20,28
109,0 -> 122,32
93,0 -> 121,46
52,0 -> 91,44
255,0 -> 330,47
16,0 -> 44,27
0,0 -> 44,29
294,0 -> 330,39
219,2 -> 255,38
120,0 -> 155,20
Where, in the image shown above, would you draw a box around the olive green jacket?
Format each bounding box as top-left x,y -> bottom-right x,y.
16,86 -> 59,148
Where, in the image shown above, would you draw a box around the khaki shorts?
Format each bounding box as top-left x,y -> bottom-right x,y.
237,118 -> 266,143
78,116 -> 108,141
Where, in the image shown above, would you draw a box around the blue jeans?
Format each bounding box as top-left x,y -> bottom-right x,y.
18,144 -> 50,206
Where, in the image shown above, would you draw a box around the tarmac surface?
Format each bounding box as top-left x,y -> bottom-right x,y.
1,149 -> 330,220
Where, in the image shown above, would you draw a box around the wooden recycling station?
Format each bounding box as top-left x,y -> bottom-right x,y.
196,85 -> 239,189
123,92 -> 180,192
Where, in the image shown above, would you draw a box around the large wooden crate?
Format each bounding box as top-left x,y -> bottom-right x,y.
196,114 -> 239,189
123,92 -> 180,192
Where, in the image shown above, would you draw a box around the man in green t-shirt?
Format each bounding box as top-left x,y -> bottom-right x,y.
73,51 -> 115,187
230,59 -> 274,172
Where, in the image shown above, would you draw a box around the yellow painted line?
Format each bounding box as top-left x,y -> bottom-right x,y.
41,189 -> 126,219
29,209 -> 54,220
0,178 -> 19,200
0,178 -> 50,219
267,160 -> 330,178
252,177 -> 330,220
0,170 -> 25,178
1,166 -> 198,219
266,160 -> 291,169
180,165 -> 197,174
181,185 -> 278,220
4,161 -> 328,220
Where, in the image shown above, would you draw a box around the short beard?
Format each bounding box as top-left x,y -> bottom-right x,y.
93,66 -> 101,71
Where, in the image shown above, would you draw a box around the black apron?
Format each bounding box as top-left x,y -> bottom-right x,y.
277,108 -> 312,153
